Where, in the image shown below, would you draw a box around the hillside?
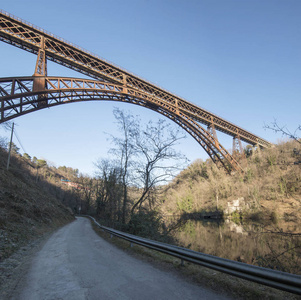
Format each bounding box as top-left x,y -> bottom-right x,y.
159,140 -> 301,221
0,147 -> 74,261
2,138 -> 299,262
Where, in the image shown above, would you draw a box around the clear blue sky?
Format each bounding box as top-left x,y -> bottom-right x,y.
0,0 -> 300,176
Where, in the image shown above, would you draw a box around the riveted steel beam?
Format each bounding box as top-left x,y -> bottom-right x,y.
0,76 -> 243,173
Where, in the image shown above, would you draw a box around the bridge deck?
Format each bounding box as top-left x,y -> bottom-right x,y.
0,10 -> 271,148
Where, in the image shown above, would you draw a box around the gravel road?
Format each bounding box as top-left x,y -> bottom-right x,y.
13,217 -> 230,299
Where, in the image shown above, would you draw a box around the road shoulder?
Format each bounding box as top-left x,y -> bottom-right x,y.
0,220 -> 75,299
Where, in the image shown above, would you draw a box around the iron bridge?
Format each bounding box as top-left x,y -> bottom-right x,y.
0,10 -> 272,174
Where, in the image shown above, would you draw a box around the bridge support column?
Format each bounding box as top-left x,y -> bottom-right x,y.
232,135 -> 244,156
232,135 -> 248,169
32,36 -> 48,108
252,143 -> 261,156
33,36 -> 47,77
207,123 -> 220,149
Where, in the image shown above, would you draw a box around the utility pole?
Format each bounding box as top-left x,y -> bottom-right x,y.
7,122 -> 14,170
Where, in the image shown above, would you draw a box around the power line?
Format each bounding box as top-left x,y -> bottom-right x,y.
14,128 -> 27,154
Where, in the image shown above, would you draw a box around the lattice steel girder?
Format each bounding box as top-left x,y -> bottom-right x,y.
0,10 -> 271,149
0,76 -> 242,173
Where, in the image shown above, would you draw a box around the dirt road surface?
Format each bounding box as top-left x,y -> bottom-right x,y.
12,217 -> 230,299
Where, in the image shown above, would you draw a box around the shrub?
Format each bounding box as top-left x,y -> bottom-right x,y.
176,194 -> 194,213
127,211 -> 165,239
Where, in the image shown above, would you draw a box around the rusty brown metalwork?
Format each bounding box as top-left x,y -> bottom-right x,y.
0,10 -> 272,173
207,120 -> 219,149
0,76 -> 242,173
233,135 -> 244,155
32,36 -> 48,108
33,36 -> 47,76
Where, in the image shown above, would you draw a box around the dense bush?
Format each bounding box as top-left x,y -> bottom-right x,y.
127,211 -> 166,240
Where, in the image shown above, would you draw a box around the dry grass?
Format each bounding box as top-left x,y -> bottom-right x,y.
0,148 -> 74,261
160,140 -> 301,220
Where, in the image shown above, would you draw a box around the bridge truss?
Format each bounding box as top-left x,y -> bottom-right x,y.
0,10 -> 271,173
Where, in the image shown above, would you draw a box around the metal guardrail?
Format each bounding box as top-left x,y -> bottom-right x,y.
85,216 -> 301,295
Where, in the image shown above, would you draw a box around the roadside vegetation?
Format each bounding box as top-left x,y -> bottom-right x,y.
160,139 -> 301,222
2,116 -> 301,246
0,145 -> 75,261
1,115 -> 300,277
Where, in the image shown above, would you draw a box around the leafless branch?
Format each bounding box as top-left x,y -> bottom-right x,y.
264,119 -> 301,144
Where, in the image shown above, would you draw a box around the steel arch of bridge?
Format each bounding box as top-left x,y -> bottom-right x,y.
0,76 -> 242,173
0,10 -> 272,173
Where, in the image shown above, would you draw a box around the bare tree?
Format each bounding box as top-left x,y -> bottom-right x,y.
94,159 -> 110,217
1,121 -> 13,131
98,108 -> 187,222
109,108 -> 138,223
0,122 -> 13,149
77,175 -> 94,214
94,158 -> 123,224
131,119 -> 187,214
0,136 -> 8,149
264,119 -> 301,144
